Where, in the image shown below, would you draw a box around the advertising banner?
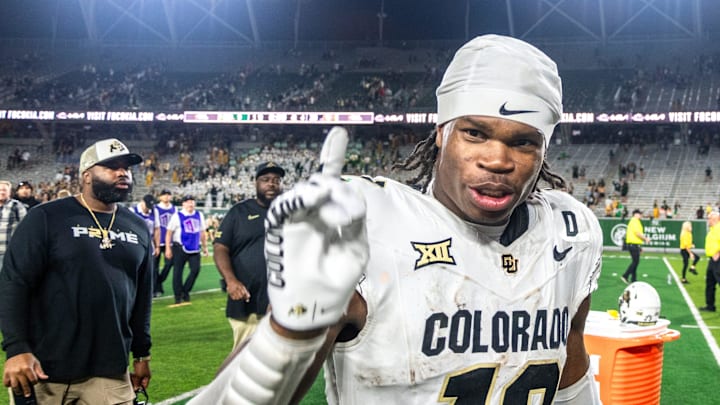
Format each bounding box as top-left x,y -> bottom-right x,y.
599,218 -> 706,249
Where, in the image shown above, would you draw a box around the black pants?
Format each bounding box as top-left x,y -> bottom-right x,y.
153,245 -> 173,294
705,258 -> 720,310
622,244 -> 641,282
680,249 -> 700,278
172,244 -> 201,303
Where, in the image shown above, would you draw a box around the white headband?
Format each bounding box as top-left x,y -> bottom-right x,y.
436,34 -> 563,144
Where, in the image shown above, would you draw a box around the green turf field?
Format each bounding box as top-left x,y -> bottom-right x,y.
1,252 -> 718,404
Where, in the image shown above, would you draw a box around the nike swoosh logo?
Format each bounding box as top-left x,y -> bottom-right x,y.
553,245 -> 573,261
499,102 -> 538,116
248,214 -> 260,220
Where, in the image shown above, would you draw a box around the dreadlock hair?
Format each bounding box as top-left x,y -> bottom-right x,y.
534,159 -> 568,192
391,128 -> 438,192
392,119 -> 569,194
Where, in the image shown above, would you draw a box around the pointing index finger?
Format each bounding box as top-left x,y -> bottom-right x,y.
319,126 -> 349,178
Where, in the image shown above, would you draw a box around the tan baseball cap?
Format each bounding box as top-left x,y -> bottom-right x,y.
79,138 -> 143,174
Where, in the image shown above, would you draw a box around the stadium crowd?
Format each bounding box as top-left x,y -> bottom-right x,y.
3,42 -> 720,218
5,42 -> 720,114
1,123 -> 422,209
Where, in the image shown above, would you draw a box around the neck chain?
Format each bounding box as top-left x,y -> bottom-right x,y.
79,194 -> 117,250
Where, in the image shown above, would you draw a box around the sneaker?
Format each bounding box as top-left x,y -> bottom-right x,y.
699,306 -> 716,312
153,291 -> 163,298
690,268 -> 698,275
681,278 -> 688,284
620,276 -> 629,285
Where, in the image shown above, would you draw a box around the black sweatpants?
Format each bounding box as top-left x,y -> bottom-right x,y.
705,258 -> 720,310
680,249 -> 700,279
154,245 -> 173,294
622,244 -> 642,282
172,243 -> 201,303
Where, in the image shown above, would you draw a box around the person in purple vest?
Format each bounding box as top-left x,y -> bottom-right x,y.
154,189 -> 176,297
165,195 -> 208,305
131,194 -> 160,264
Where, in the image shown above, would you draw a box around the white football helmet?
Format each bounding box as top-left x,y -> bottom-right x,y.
618,281 -> 661,326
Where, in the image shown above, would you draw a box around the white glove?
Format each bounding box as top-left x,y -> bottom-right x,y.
265,127 -> 369,331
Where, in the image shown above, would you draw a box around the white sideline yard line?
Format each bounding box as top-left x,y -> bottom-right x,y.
662,256 -> 720,367
151,386 -> 205,405
602,254 -> 666,260
152,288 -> 222,301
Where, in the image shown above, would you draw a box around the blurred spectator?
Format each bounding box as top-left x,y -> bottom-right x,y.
0,180 -> 27,265
14,181 -> 40,209
154,190 -> 177,297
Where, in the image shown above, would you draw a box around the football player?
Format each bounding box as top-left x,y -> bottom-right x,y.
190,34 -> 603,405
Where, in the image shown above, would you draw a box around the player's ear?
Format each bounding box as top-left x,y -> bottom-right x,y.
81,169 -> 91,185
434,126 -> 444,149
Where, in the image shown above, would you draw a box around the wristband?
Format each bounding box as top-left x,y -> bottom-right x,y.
133,356 -> 151,362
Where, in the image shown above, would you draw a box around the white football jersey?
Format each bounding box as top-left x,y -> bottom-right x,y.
324,176 -> 603,405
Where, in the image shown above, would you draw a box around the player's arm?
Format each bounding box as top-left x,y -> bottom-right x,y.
213,212 -> 251,301
201,230 -> 209,255
555,295 -> 601,404
129,244 -> 153,390
207,292 -> 367,405
213,242 -> 250,302
188,127 -> 368,405
286,291 -> 367,404
200,214 -> 209,255
634,224 -> 650,243
0,208 -> 50,397
164,217 -> 176,259
152,227 -> 161,257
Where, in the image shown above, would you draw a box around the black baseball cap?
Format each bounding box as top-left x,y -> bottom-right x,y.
256,162 -> 285,178
142,194 -> 155,209
160,189 -> 172,195
181,195 -> 195,202
17,181 -> 33,190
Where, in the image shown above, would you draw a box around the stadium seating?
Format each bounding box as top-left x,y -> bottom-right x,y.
3,43 -> 720,113
3,43 -> 720,219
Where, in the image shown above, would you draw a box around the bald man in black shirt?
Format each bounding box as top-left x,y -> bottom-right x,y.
214,161 -> 285,349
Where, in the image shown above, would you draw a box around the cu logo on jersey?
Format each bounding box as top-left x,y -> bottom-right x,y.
502,254 -> 518,274
411,238 -> 456,270
611,224 -> 627,248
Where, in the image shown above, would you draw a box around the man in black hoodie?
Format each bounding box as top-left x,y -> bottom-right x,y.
14,181 -> 40,209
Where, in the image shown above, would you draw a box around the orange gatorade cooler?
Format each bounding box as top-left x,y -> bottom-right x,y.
583,310 -> 680,405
